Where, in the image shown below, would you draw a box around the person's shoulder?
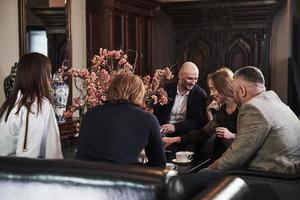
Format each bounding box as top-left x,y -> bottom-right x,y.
243,90 -> 287,117
84,104 -> 104,116
193,84 -> 205,91
239,99 -> 264,119
263,90 -> 281,101
191,84 -> 207,96
135,108 -> 158,122
246,91 -> 277,107
143,112 -> 160,127
40,97 -> 52,112
144,111 -> 157,120
41,96 -> 51,105
79,105 -> 104,123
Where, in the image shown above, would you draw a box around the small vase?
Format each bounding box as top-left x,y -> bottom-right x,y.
3,62 -> 17,98
52,80 -> 69,123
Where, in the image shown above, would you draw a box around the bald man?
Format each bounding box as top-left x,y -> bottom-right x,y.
154,62 -> 208,136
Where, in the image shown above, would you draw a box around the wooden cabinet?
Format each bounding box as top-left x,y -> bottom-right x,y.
161,0 -> 285,88
86,0 -> 159,75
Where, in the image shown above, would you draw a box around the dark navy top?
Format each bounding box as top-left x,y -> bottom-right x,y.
75,102 -> 166,167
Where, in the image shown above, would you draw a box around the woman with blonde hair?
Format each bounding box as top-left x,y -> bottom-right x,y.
0,53 -> 63,158
206,67 -> 234,120
76,73 -> 166,167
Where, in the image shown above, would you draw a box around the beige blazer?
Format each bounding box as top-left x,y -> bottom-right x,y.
217,90 -> 300,174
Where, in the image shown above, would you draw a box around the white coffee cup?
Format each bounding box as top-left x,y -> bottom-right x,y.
175,151 -> 194,162
166,163 -> 178,170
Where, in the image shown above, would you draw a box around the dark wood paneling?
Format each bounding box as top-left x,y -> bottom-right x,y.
113,14 -> 123,49
86,0 -> 159,75
161,0 -> 285,88
18,0 -> 27,57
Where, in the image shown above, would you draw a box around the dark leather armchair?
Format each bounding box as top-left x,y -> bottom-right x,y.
193,170 -> 300,200
0,157 -> 184,200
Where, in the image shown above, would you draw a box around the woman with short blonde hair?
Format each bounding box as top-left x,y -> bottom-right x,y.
76,73 -> 166,167
106,73 -> 145,106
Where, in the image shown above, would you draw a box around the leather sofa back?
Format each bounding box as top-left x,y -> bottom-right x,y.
194,170 -> 300,200
0,157 -> 183,200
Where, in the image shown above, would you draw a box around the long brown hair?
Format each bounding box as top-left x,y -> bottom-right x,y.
106,73 -> 145,106
207,70 -> 234,99
0,53 -> 52,121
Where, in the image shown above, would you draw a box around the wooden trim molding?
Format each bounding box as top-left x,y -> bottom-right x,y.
161,0 -> 286,28
31,7 -> 67,33
18,0 -> 27,57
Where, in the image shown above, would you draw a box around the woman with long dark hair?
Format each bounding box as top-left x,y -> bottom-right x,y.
0,53 -> 63,158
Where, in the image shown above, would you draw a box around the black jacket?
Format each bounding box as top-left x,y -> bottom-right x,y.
154,82 -> 208,135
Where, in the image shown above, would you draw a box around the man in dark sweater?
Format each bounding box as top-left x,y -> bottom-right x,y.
154,62 -> 208,137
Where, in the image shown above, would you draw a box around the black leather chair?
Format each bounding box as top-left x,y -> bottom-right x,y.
193,170 -> 300,200
193,176 -> 250,200
0,156 -> 184,200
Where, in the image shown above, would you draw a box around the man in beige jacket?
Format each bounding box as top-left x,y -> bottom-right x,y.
181,66 -> 300,199
210,66 -> 300,173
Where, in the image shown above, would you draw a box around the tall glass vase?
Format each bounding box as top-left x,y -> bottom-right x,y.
52,80 -> 69,123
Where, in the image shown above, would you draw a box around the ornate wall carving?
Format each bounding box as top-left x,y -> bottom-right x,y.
161,0 -> 285,88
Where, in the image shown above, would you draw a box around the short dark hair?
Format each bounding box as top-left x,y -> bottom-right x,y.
234,66 -> 265,85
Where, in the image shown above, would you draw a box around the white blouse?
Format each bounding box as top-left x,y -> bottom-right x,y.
0,92 -> 63,159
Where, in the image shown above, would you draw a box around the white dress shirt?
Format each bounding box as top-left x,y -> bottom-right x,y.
169,87 -> 189,124
0,91 -> 63,159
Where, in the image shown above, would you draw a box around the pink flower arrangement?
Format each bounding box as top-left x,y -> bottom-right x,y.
57,48 -> 174,118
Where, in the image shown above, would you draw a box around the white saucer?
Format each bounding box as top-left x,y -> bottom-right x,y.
172,158 -> 191,164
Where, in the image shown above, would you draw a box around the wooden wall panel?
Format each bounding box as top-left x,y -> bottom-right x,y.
161,0 -> 285,88
86,0 -> 159,75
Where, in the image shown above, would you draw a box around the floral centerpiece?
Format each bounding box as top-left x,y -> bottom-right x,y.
56,48 -> 174,121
